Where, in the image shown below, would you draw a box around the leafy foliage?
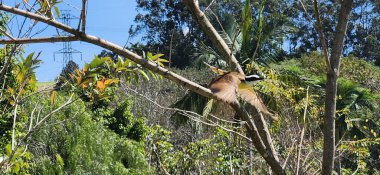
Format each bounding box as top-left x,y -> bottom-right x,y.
26,95 -> 148,174
270,52 -> 380,173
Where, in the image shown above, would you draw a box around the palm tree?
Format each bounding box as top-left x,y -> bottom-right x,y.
193,0 -> 291,70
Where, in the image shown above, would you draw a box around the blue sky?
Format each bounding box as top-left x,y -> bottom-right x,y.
17,1 -> 140,82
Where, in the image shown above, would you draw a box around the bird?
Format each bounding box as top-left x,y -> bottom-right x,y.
205,63 -> 277,121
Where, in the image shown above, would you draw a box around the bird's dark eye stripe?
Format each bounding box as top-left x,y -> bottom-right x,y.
245,75 -> 264,81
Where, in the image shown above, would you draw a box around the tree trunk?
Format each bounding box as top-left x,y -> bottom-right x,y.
321,1 -> 353,174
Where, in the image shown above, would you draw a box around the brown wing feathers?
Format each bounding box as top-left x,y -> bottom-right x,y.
238,86 -> 278,121
208,71 -> 277,120
209,72 -> 241,104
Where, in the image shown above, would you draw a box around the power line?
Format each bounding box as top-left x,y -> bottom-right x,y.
54,10 -> 82,67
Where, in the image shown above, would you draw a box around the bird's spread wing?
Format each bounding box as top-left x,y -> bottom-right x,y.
238,83 -> 278,121
209,73 -> 241,104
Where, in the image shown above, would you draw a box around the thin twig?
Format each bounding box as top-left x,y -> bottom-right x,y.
11,104 -> 18,151
298,0 -> 314,21
204,0 -> 216,11
122,84 -> 252,142
282,139 -> 297,168
313,0 -> 331,71
296,86 -> 309,175
168,29 -> 174,68
0,27 -> 15,40
28,103 -> 38,132
152,144 -> 170,175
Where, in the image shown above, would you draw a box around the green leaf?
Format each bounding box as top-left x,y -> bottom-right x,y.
55,154 -> 64,166
202,99 -> 215,117
89,57 -> 105,69
137,69 -> 149,81
241,0 -> 252,55
50,90 -> 57,105
157,58 -> 170,63
147,70 -> 159,80
148,53 -> 165,61
116,67 -> 129,72
133,72 -> 139,85
54,6 -> 60,18
5,144 -> 12,156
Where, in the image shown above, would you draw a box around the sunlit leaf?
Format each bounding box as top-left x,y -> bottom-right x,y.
116,67 -> 129,72
96,77 -> 106,90
5,144 -> 12,156
157,58 -> 169,63
104,78 -> 119,86
202,99 -> 215,117
54,6 -> 60,18
6,87 -> 15,95
138,69 -> 149,81
89,57 -> 105,69
147,52 -> 164,60
50,90 -> 57,105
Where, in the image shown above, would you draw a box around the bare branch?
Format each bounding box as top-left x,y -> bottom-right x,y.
204,0 -> 216,11
282,139 -> 297,168
313,0 -> 331,72
298,0 -> 313,21
0,36 -> 79,44
11,104 -> 18,151
0,4 -> 213,99
0,27 -> 15,40
78,0 -> 87,32
168,29 -> 174,68
0,4 -> 79,35
296,86 -> 309,175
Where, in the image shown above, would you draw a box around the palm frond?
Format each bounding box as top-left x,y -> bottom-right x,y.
170,90 -> 210,126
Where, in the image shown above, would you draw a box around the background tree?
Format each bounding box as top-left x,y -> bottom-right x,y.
55,60 -> 79,90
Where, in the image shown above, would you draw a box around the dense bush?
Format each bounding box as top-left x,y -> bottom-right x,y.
27,94 -> 148,174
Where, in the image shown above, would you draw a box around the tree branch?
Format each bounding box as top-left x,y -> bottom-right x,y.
0,36 -> 79,44
0,27 -> 15,40
313,0 -> 331,72
0,4 -> 212,98
183,0 -> 244,75
80,0 -> 87,32
0,4 -> 79,35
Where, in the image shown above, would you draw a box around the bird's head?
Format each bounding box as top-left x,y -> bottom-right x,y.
244,74 -> 264,85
